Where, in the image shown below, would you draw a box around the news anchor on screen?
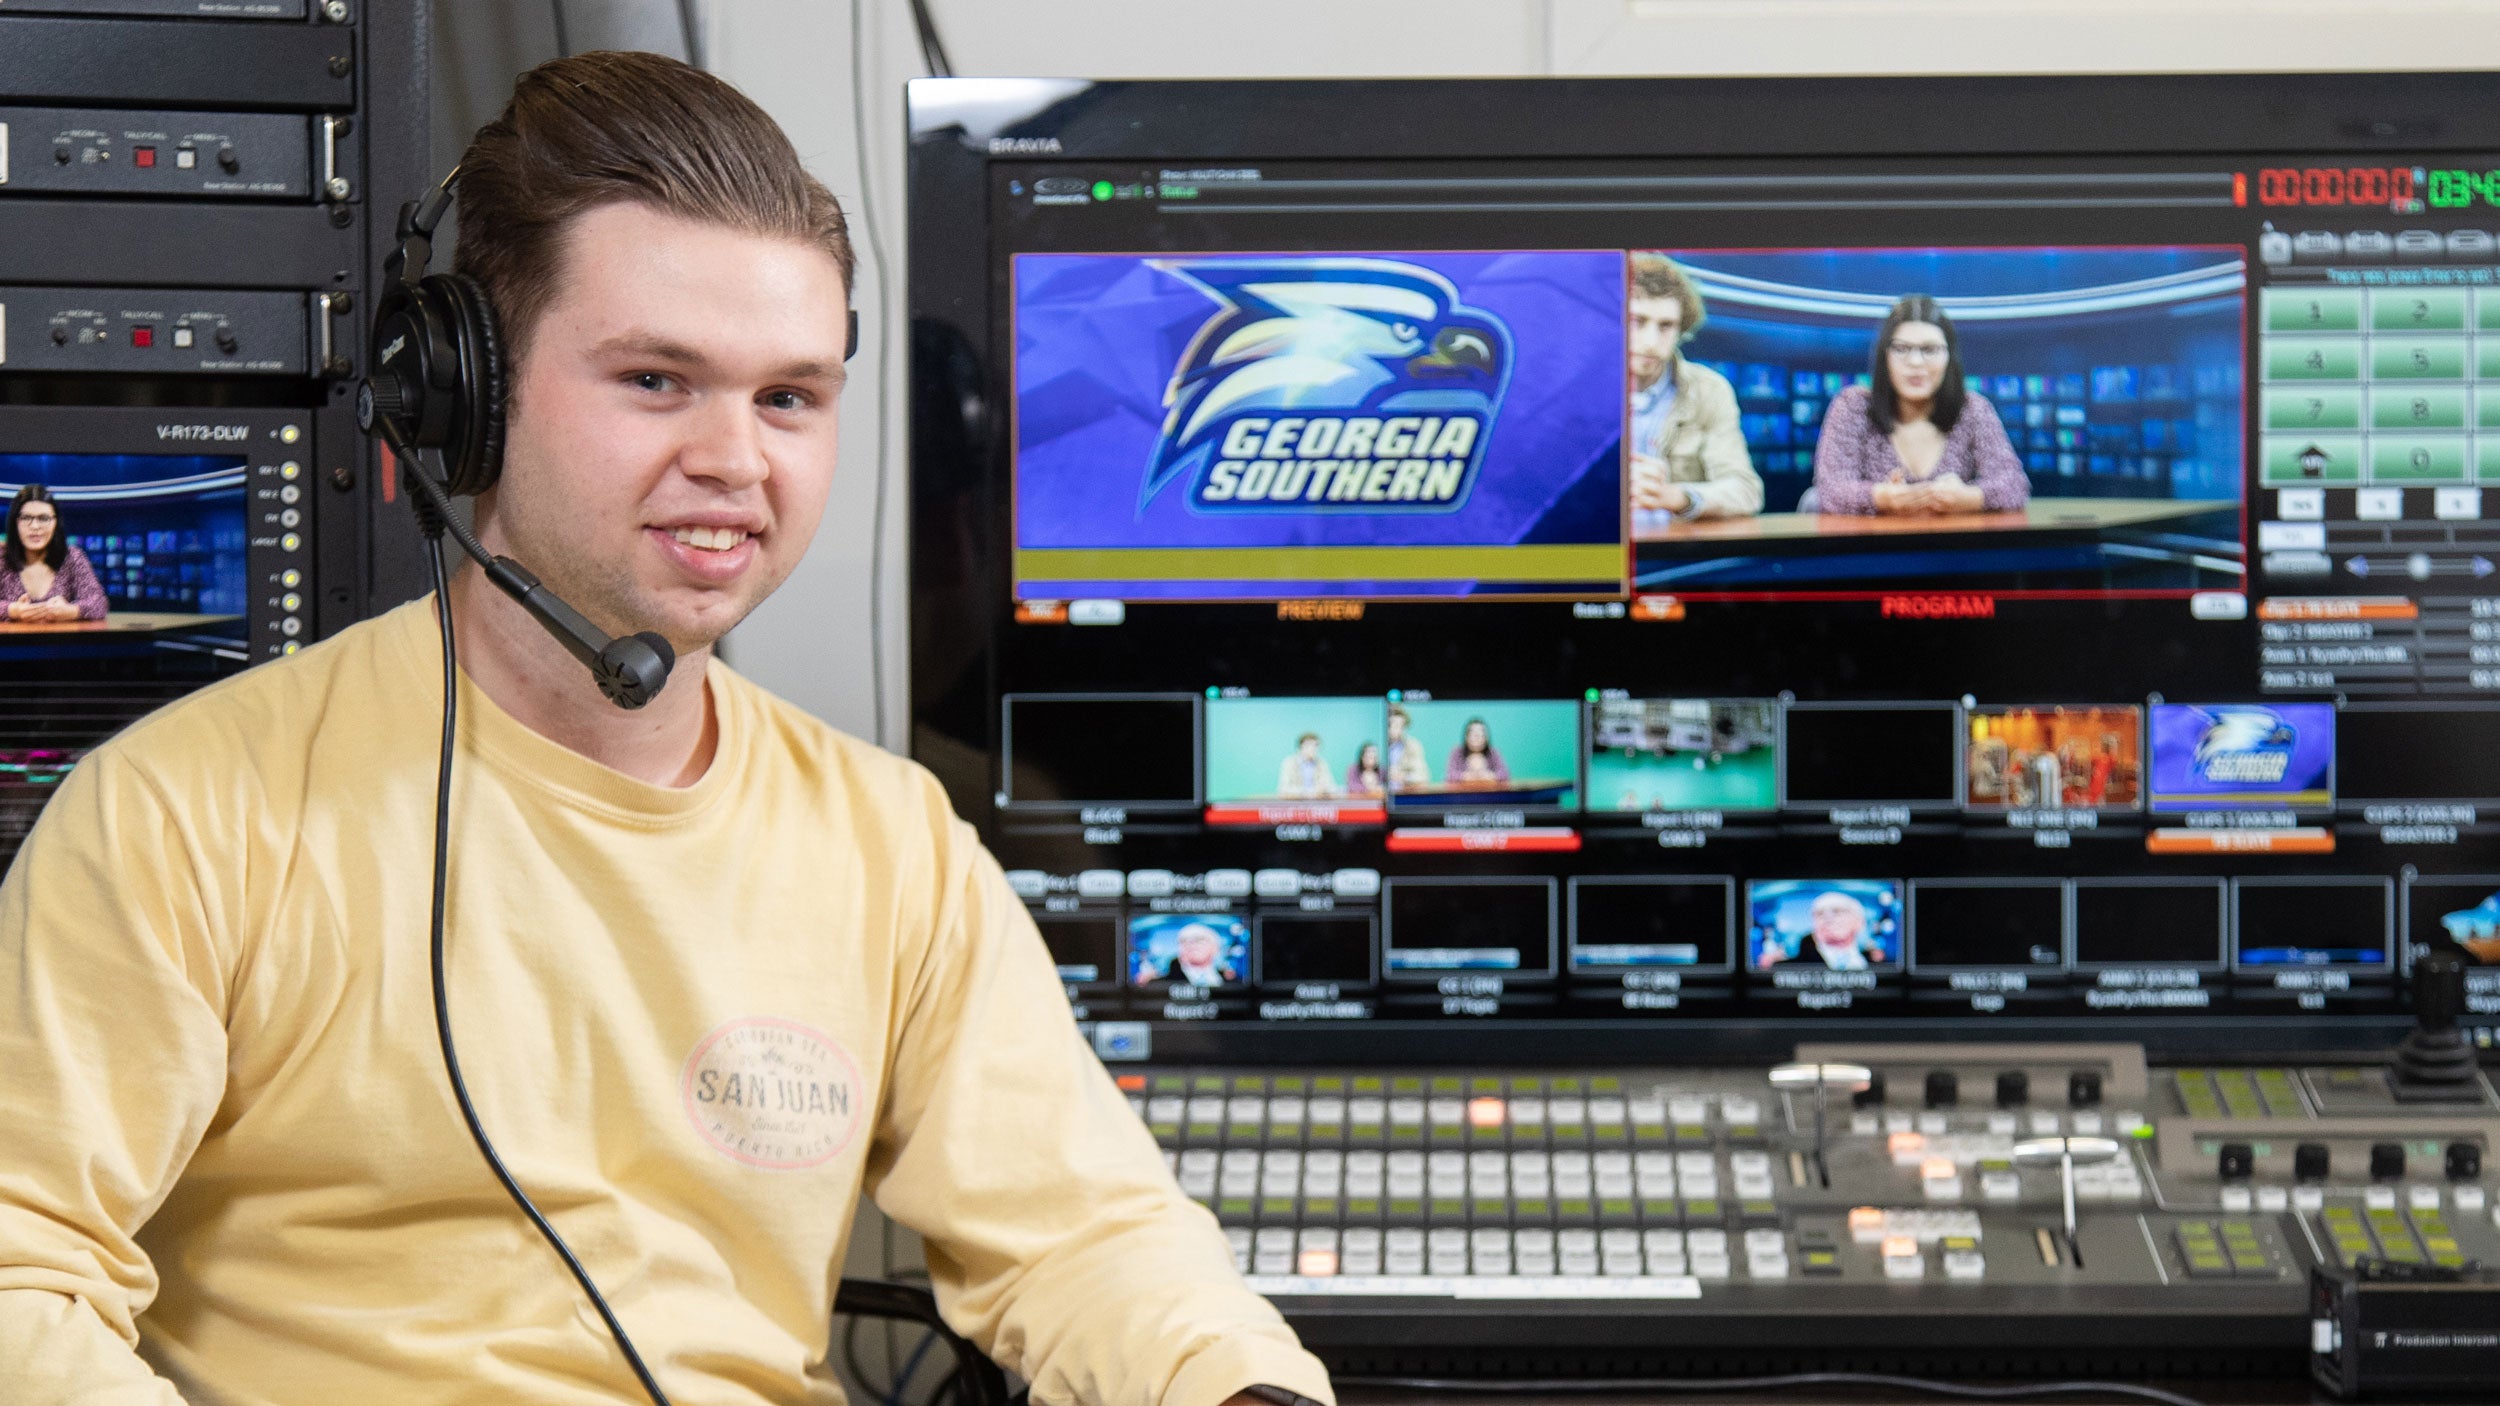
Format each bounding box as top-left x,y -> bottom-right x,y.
1,486 -> 108,624
1626,254 -> 1761,521
1446,718 -> 1510,785
1809,295 -> 2028,517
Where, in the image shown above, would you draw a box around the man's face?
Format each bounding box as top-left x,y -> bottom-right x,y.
483,202 -> 850,655
1628,294 -> 1684,391
1810,893 -> 1864,951
1178,928 -> 1220,969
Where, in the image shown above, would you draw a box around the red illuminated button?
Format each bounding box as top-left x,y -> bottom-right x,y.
1115,1074 -> 1146,1092
131,326 -> 154,347
134,146 -> 157,168
1385,827 -> 1581,853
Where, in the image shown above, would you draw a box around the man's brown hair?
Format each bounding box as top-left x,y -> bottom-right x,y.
1629,252 -> 1705,341
453,50 -> 855,368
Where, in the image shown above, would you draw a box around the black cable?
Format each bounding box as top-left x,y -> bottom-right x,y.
412,461 -> 673,1406
1338,1375 -> 2209,1406
906,0 -> 953,78
850,0 -> 894,747
550,0 -> 571,58
674,0 -> 702,67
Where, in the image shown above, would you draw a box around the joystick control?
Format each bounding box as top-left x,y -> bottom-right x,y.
2392,949 -> 2479,1100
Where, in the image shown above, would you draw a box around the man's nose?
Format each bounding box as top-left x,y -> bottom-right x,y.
680,395 -> 771,489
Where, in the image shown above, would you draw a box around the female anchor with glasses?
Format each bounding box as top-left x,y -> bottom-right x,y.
1,486 -> 108,623
1807,295 -> 2029,517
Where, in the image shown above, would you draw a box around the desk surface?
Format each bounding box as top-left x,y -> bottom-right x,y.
1343,1379 -> 2373,1406
1634,498 -> 2236,545
0,611 -> 238,635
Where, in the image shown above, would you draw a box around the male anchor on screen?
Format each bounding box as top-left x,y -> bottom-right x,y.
1626,253 -> 1762,522
0,52 -> 1333,1406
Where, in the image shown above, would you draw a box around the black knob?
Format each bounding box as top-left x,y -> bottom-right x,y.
215,328 -> 238,355
216,145 -> 238,174
50,325 -> 68,346
2068,1071 -> 2104,1107
2395,950 -> 2478,1090
2370,1142 -> 2406,1182
53,146 -> 71,165
1995,1070 -> 2030,1107
2447,1143 -> 2483,1182
1851,1071 -> 1887,1108
2294,1142 -> 2332,1182
1924,1070 -> 1959,1109
2218,1142 -> 2255,1180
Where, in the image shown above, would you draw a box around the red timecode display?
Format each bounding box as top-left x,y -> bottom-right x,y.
2249,166 -> 2420,208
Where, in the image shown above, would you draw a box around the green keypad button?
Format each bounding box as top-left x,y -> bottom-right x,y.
1192,1075 -> 1226,1093
1302,1197 -> 1340,1219
1683,1198 -> 1721,1220
1428,1197 -> 1466,1221
1152,1075 -> 1187,1093
1550,1078 -> 1584,1095
1260,1196 -> 1295,1218
1600,1198 -> 1640,1224
2478,440 -> 2500,482
2372,338 -> 2468,380
2266,338 -> 2363,382
1390,1076 -> 1424,1095
2263,435 -> 2364,483
2214,1071 -> 2264,1119
2266,387 -> 2364,431
2478,288 -> 2500,330
1512,1197 -> 1552,1219
2265,287 -> 2363,332
2370,287 -> 2469,332
1430,1076 -> 1462,1095
1312,1077 -> 1345,1095
1352,1076 -> 1383,1094
2253,1069 -> 2303,1117
1470,1078 -> 1503,1095
1272,1076 -> 1306,1094
1640,1198 -> 1681,1223
1472,1197 -> 1508,1220
2371,436 -> 2469,482
2372,386 -> 2469,430
1591,1076 -> 1623,1094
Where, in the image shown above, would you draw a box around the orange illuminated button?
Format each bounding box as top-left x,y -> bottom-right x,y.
2146,827 -> 2334,855
1881,1234 -> 1920,1260
1467,1097 -> 1508,1129
2256,596 -> 2418,621
1887,1131 -> 1927,1161
1296,1248 -> 1339,1278
1385,827 -> 1581,853
1203,803 -> 1386,827
1014,599 -> 1068,624
1848,1206 -> 1887,1241
1116,1074 -> 1146,1092
1921,1156 -> 1959,1182
1632,595 -> 1686,622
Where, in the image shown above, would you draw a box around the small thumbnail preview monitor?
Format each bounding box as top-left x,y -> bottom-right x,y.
1035,913 -> 1120,987
1586,699 -> 1778,814
1255,912 -> 1378,986
2147,703 -> 2334,813
1129,912 -> 1250,989
1908,881 -> 2065,970
1782,706 -> 1961,807
1385,698 -> 1580,809
1383,877 -> 1558,976
2405,877 -> 2500,968
1000,694 -> 1199,809
1569,877 -> 1735,971
2232,879 -> 2391,970
2071,880 -> 2226,969
1748,879 -> 1901,972
1203,695 -> 1385,803
1964,706 -> 2141,810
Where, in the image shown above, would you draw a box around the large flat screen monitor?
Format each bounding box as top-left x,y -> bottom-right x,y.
908,72 -> 2500,1063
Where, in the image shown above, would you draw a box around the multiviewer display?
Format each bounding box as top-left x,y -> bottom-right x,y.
912,80 -> 2500,1055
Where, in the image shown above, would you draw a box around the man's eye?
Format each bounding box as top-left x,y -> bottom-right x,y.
629,372 -> 675,393
763,390 -> 808,412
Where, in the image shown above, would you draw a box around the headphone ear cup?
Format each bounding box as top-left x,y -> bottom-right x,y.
441,273 -> 508,498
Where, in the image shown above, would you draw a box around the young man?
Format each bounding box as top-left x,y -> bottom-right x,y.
1626,253 -> 1762,521
0,52 -> 1334,1406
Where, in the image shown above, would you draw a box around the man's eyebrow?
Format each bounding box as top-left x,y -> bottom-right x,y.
587,332 -> 845,382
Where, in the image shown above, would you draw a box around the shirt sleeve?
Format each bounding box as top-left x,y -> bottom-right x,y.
1811,389 -> 1878,516
64,546 -> 110,619
865,771 -> 1333,1406
1682,374 -> 1764,519
0,749 -> 233,1404
1961,395 -> 2031,511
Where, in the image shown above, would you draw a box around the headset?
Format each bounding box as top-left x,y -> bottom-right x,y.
354,170 -> 863,1406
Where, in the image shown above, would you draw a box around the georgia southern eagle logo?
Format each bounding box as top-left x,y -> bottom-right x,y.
2190,707 -> 2299,785
1140,259 -> 1512,514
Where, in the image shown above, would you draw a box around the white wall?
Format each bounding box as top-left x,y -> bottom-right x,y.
711,0 -> 2500,747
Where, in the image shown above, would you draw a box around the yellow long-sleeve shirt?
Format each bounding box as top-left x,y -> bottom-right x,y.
0,598 -> 1332,1406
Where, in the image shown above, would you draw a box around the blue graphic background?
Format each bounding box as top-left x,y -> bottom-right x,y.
2147,703 -> 2335,811
1014,252 -> 1625,594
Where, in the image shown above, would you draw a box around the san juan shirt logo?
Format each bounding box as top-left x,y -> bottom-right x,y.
681,1016 -> 865,1170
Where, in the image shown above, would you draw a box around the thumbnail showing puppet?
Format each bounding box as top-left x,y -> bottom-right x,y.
1588,698 -> 1778,812
1129,913 -> 1250,989
1965,706 -> 2141,809
1750,879 -> 1902,971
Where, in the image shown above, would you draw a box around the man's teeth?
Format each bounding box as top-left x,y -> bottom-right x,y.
670,525 -> 750,551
